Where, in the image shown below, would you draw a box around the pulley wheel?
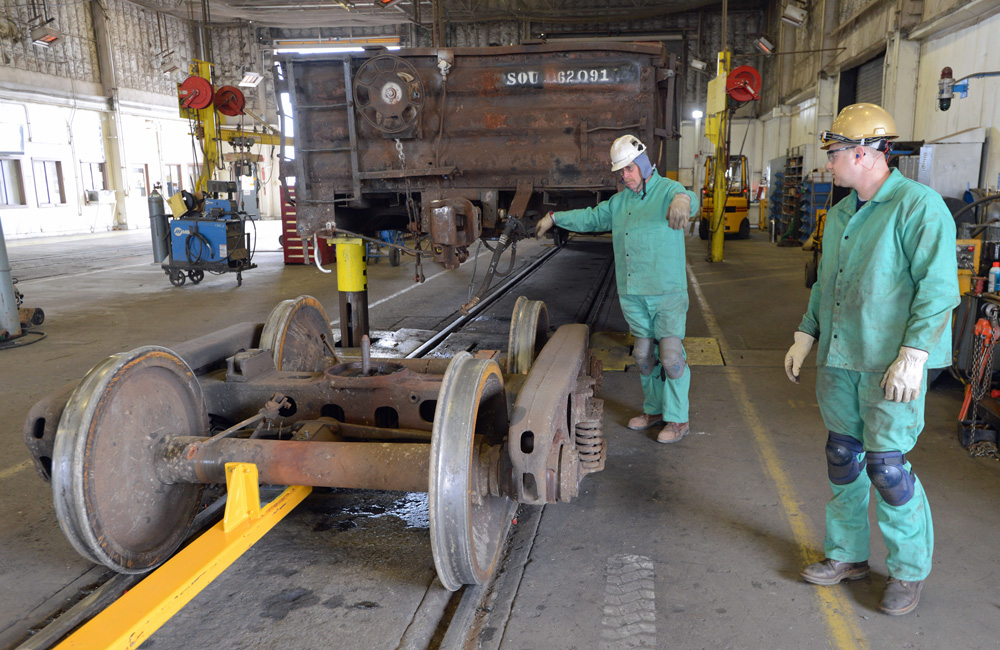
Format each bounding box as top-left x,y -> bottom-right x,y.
353,55 -> 425,134
506,297 -> 550,374
52,346 -> 208,573
260,295 -> 335,371
429,352 -> 514,591
178,75 -> 214,110
215,85 -> 246,116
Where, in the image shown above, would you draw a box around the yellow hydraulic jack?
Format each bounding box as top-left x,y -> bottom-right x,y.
55,464 -> 310,650
335,237 -> 369,347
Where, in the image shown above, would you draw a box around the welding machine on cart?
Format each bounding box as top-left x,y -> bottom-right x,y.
162,180 -> 256,287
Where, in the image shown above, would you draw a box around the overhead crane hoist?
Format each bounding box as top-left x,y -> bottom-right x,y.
702,53 -> 761,262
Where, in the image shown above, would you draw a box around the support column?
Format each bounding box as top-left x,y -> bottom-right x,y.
91,0 -> 129,229
0,218 -> 22,340
336,238 -> 369,347
882,32 -> 921,140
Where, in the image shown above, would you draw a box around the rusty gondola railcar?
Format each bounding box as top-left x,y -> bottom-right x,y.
276,42 -> 680,268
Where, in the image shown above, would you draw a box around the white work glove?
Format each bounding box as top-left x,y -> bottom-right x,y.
536,211 -> 555,239
784,331 -> 816,383
880,346 -> 929,403
667,194 -> 691,230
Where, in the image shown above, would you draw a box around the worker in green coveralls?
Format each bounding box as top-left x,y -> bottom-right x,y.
784,103 -> 960,615
537,135 -> 699,444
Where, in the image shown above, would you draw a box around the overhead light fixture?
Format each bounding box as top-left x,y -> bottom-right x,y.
754,36 -> 775,55
377,0 -> 403,7
781,4 -> 807,28
239,72 -> 263,88
31,25 -> 60,48
692,109 -> 704,119
690,58 -> 708,71
159,51 -> 179,75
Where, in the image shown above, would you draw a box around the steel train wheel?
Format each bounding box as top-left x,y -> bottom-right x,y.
429,353 -> 514,591
260,295 -> 334,372
506,296 -> 550,374
52,346 -> 208,573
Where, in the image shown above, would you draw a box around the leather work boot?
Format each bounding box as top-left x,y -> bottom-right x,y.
800,559 -> 870,586
628,413 -> 663,430
656,421 -> 690,444
879,578 -> 924,616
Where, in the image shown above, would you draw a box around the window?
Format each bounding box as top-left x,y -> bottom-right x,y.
131,165 -> 148,198
33,159 -> 65,206
1,159 -> 26,206
164,164 -> 182,197
81,162 -> 106,192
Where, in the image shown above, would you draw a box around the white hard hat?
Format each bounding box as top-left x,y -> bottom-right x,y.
610,135 -> 647,172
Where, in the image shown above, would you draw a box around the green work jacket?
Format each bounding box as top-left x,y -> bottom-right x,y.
553,173 -> 699,296
798,169 -> 960,371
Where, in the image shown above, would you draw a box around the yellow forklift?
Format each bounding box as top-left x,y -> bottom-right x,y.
699,154 -> 751,240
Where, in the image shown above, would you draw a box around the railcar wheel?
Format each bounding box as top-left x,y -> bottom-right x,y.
429,353 -> 514,591
52,346 -> 208,573
260,295 -> 335,371
506,296 -> 550,374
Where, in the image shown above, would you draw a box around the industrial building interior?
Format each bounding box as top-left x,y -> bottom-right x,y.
2,0 -> 1000,648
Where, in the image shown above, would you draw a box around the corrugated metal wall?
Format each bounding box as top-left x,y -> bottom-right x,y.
855,55 -> 884,105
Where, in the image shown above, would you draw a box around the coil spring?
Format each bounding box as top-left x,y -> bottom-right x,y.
575,398 -> 605,474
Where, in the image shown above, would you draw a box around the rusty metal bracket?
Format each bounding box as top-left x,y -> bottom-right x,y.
507,180 -> 534,220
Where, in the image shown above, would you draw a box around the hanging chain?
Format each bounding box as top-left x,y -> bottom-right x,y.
394,138 -> 425,282
968,317 -> 1000,458
394,138 -> 420,239
969,319 -> 998,426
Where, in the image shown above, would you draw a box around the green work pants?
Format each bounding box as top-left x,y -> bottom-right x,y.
620,293 -> 690,423
815,366 -> 933,581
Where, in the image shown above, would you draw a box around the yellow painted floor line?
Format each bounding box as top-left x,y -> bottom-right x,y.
687,263 -> 869,650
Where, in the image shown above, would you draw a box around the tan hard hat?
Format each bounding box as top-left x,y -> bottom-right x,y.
819,103 -> 898,150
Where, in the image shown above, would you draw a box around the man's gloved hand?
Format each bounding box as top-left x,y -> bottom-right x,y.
880,346 -> 929,402
536,211 -> 555,239
784,331 -> 816,383
667,194 -> 691,230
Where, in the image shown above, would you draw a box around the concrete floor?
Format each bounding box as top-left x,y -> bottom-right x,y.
1,221 -> 998,650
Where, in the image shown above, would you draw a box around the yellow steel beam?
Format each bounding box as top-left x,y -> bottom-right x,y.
220,128 -> 291,148
709,50 -> 731,263
55,464 -> 311,650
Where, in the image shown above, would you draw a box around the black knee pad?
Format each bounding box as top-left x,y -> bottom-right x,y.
826,432 -> 864,485
633,337 -> 655,376
866,451 -> 915,506
659,336 -> 686,380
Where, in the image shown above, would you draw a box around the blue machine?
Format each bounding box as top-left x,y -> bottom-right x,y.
160,181 -> 255,287
169,219 -> 231,264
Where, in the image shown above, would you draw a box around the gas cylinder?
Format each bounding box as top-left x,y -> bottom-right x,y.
148,183 -> 169,263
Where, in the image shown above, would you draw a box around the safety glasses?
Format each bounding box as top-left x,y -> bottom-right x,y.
826,147 -> 855,162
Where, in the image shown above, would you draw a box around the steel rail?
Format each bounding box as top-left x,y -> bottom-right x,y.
405,243 -> 561,359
